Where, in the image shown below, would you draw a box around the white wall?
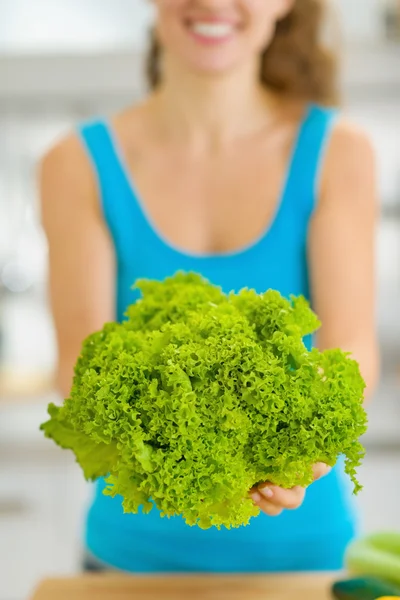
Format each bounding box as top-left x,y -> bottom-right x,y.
0,0 -> 154,53
332,0 -> 385,42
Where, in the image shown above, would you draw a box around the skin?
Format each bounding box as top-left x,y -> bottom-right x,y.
40,0 -> 379,519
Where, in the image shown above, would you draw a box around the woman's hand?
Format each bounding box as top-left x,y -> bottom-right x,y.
250,463 -> 331,517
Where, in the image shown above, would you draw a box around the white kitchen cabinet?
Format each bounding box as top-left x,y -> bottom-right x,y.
0,405 -> 90,600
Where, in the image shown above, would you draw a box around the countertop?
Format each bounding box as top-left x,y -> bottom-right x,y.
31,573 -> 336,600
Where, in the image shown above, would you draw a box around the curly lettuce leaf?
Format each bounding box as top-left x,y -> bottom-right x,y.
41,404 -> 119,480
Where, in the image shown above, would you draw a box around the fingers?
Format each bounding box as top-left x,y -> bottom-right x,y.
250,491 -> 283,517
258,484 -> 306,510
250,463 -> 331,517
312,462 -> 331,481
250,484 -> 306,516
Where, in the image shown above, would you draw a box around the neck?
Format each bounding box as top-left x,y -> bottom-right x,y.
149,57 -> 278,149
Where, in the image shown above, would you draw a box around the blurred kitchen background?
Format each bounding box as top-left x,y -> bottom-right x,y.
0,1 -> 399,598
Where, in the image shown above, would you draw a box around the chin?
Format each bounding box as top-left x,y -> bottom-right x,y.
189,62 -> 240,77
180,50 -> 247,78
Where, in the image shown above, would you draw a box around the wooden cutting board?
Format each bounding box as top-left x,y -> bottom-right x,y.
31,573 -> 336,600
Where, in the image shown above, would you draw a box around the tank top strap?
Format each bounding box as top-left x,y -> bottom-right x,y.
77,119 -> 133,234
283,104 -> 339,218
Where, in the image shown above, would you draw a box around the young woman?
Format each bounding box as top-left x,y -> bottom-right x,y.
40,0 -> 379,574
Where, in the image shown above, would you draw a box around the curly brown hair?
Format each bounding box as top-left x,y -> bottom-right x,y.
146,0 -> 339,106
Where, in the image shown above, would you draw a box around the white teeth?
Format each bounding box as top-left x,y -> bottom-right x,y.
191,22 -> 233,39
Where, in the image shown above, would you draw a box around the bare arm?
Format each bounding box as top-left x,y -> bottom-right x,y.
40,135 -> 115,397
309,121 -> 380,399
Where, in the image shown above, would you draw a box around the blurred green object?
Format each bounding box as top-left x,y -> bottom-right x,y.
332,577 -> 400,600
346,533 -> 400,585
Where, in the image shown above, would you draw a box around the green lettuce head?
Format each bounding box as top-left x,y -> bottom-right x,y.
41,272 -> 367,529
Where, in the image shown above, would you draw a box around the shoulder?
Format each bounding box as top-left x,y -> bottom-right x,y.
39,129 -> 101,228
319,117 -> 377,211
40,130 -> 93,194
329,116 -> 374,160
323,118 -> 376,183
39,114 -> 117,210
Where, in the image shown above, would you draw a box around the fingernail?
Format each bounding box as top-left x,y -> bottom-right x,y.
259,486 -> 274,499
251,492 -> 261,503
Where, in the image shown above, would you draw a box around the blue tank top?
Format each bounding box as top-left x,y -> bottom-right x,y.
78,105 -> 358,573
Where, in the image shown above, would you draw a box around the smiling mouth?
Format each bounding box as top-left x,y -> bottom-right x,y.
187,20 -> 238,42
